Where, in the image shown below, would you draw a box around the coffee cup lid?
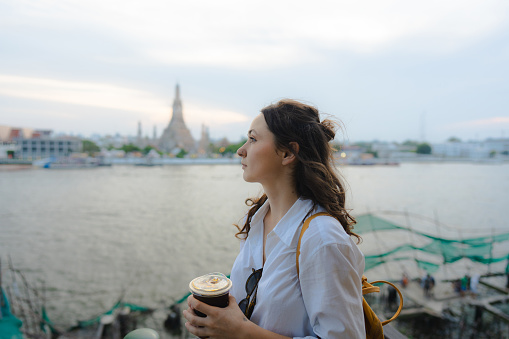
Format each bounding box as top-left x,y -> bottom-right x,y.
189,272 -> 232,296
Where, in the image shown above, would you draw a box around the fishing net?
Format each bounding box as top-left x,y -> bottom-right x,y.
0,287 -> 24,339
356,214 -> 509,273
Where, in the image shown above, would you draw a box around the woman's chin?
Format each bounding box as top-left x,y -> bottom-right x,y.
242,172 -> 255,183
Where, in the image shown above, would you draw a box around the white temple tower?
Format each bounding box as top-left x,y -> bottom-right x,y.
158,84 -> 196,153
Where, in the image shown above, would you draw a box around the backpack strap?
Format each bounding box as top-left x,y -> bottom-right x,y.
296,212 -> 330,276
362,275 -> 380,294
367,279 -> 404,325
296,212 -> 404,329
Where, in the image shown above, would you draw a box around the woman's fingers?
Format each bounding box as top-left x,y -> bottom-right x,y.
187,295 -> 218,317
183,308 -> 211,339
183,308 -> 208,325
184,319 -> 209,338
228,294 -> 237,305
183,294 -> 247,338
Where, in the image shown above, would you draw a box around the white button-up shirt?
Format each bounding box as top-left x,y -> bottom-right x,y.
230,198 -> 365,339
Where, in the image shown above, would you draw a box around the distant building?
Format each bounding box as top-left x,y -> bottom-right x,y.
198,124 -> 211,155
91,133 -> 129,149
0,125 -> 33,142
482,138 -> 509,155
136,121 -> 142,146
15,130 -> 81,160
0,143 -> 16,159
1,126 -> 81,159
134,121 -> 159,149
371,142 -> 399,159
158,84 -> 196,153
432,141 -> 473,158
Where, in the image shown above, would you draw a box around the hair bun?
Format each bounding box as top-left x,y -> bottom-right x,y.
320,120 -> 336,142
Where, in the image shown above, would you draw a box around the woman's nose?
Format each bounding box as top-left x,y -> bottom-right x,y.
237,143 -> 246,157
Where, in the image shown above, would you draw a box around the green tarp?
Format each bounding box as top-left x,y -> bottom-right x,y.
356,213 -> 509,272
0,287 -> 23,339
40,300 -> 153,334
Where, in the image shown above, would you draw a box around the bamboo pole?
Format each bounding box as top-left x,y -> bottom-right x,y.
434,210 -> 448,281
367,208 -> 392,280
0,257 -> 3,320
404,209 -> 419,279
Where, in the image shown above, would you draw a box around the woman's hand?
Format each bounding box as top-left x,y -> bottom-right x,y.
183,294 -> 251,339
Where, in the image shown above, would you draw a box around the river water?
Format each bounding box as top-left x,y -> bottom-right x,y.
0,162 -> 508,335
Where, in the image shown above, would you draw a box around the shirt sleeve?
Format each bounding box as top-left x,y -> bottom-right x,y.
296,243 -> 365,339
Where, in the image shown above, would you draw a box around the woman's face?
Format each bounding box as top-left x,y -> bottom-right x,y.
237,114 -> 285,184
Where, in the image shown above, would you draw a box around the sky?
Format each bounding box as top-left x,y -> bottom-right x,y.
0,0 -> 508,143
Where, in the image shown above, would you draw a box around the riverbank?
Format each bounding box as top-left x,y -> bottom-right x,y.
1,156 -> 508,168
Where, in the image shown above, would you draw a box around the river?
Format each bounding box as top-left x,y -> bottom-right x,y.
0,162 -> 508,335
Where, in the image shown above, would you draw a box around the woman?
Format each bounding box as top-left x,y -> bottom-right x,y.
183,99 -> 365,338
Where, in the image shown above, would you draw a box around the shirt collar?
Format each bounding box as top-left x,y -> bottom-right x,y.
249,197 -> 318,247
250,199 -> 270,232
272,197 -> 316,248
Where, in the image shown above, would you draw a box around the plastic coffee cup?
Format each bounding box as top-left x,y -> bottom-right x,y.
189,272 -> 232,317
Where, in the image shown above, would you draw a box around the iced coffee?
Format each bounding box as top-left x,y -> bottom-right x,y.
189,272 -> 232,317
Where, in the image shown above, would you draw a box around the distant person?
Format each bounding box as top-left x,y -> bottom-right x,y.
183,99 -> 365,338
460,275 -> 469,296
401,273 -> 409,288
423,273 -> 435,298
452,279 -> 461,294
387,287 -> 398,310
429,274 -> 435,296
420,273 -> 427,289
470,274 -> 480,295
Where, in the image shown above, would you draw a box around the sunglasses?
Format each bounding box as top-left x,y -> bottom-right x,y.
238,268 -> 263,319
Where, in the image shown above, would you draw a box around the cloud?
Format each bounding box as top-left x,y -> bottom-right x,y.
450,117 -> 509,128
0,75 -> 166,114
0,74 -> 250,135
182,104 -> 250,126
1,1 -> 508,142
5,0 -> 508,69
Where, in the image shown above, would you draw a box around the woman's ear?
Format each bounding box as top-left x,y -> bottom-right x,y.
282,142 -> 299,166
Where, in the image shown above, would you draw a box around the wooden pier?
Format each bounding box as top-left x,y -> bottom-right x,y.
380,275 -> 509,338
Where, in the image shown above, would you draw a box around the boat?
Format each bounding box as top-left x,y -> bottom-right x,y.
134,157 -> 161,166
33,156 -> 107,169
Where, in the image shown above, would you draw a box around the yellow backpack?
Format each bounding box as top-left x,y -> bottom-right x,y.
296,212 -> 403,339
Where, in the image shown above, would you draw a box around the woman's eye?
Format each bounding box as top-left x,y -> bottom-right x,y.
249,137 -> 256,142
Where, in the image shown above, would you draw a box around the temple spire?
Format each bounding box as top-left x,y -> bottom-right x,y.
171,83 -> 183,123
158,83 -> 195,153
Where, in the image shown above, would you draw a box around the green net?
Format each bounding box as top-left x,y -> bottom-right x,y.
40,300 -> 153,333
356,213 -> 509,273
415,259 -> 441,273
71,300 -> 152,330
0,287 -> 24,339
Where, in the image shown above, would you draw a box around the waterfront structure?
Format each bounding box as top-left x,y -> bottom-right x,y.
0,126 -> 81,160
135,121 -> 157,149
89,133 -> 130,149
158,84 -> 196,153
0,125 -> 33,142
15,132 -> 81,160
432,138 -> 509,159
136,121 -> 142,146
0,142 -> 17,159
198,124 -> 211,155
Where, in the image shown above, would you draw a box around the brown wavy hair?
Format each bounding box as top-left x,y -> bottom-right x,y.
235,99 -> 360,243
